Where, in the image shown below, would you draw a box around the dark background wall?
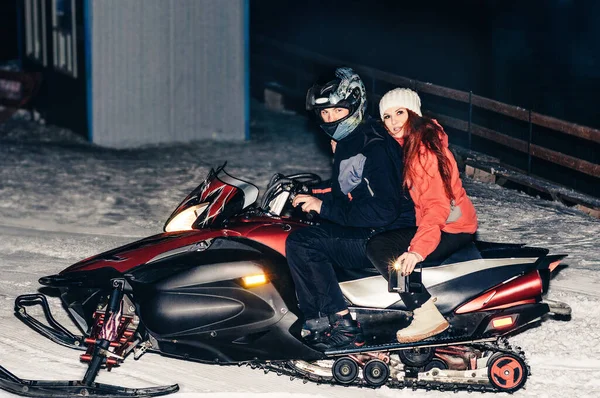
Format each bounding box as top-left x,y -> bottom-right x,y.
251,0 -> 599,196
4,0 -> 598,128
0,1 -> 18,61
251,0 -> 599,129
488,1 -> 600,129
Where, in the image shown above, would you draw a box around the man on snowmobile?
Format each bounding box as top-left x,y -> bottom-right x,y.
286,67 -> 415,351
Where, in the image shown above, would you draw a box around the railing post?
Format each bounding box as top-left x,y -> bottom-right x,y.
528,109 -> 533,175
468,91 -> 473,149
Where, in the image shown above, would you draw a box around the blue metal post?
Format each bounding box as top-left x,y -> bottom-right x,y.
84,0 -> 93,142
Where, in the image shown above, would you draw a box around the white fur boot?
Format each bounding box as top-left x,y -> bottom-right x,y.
396,297 -> 450,343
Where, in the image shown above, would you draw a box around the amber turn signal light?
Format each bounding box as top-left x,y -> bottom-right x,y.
242,274 -> 268,287
491,316 -> 514,328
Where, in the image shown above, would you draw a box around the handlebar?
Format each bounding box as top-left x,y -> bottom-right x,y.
261,172 -> 322,216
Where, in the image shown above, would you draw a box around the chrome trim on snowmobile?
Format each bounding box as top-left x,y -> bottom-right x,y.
145,239 -> 213,264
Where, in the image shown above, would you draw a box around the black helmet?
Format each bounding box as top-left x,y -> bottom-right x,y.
306,67 -> 367,141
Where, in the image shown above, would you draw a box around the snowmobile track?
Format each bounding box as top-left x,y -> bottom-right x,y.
256,339 -> 529,393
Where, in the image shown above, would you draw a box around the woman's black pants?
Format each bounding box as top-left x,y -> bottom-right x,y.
366,227 -> 474,310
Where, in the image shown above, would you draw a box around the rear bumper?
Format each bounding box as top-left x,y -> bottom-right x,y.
542,298 -> 572,316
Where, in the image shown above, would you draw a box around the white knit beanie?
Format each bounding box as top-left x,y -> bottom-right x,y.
379,88 -> 422,119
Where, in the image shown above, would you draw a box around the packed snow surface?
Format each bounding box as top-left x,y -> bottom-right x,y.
0,103 -> 598,397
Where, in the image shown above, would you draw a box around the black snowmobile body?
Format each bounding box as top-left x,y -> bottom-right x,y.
2,165 -> 571,396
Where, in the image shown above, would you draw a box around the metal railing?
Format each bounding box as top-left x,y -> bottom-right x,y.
252,35 -> 600,184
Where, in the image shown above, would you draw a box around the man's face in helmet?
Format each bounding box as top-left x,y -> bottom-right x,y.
320,107 -> 350,123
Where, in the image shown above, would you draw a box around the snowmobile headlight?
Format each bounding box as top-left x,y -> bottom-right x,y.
242,273 -> 268,288
165,203 -> 209,232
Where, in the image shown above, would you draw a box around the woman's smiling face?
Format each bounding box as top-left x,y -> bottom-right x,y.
382,107 -> 409,138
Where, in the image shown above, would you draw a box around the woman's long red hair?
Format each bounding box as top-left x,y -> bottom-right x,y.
401,110 -> 454,200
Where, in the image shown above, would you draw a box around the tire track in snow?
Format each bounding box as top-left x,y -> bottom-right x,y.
530,357 -> 600,371
551,279 -> 600,298
0,223 -> 144,240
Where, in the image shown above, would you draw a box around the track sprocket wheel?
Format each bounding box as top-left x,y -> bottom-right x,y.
487,352 -> 528,392
424,358 -> 448,371
398,347 -> 434,367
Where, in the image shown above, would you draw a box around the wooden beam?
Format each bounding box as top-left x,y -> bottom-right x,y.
470,95 -> 600,144
414,82 -> 470,103
530,144 -> 600,177
430,112 -> 600,178
470,95 -> 529,122
530,113 -> 600,144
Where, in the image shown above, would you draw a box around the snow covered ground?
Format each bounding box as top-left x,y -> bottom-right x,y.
0,102 -> 598,398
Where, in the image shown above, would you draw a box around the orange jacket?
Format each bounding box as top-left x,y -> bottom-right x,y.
394,131 -> 478,260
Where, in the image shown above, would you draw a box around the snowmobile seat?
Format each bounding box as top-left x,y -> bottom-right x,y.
338,241 -> 539,311
335,242 -> 482,285
421,241 -> 483,268
338,243 -> 483,309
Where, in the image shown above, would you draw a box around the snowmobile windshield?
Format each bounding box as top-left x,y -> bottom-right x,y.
163,165 -> 259,231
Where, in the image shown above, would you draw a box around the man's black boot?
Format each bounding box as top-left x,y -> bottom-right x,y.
311,314 -> 365,351
301,316 -> 330,344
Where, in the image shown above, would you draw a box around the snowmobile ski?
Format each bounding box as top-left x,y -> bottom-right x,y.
1,280 -> 179,398
0,364 -> 178,398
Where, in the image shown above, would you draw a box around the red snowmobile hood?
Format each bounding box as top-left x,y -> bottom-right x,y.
61,230 -> 230,274
61,218 -> 306,274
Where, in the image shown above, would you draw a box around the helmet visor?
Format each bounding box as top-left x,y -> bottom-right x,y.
305,79 -> 345,111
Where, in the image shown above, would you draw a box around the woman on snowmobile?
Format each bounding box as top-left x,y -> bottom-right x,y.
367,88 -> 478,343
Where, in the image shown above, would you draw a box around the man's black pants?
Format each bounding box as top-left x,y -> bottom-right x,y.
286,223 -> 378,320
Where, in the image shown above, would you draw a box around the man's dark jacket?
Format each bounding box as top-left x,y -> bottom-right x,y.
313,116 -> 416,230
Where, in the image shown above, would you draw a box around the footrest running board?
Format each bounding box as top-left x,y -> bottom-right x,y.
325,336 -> 498,356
